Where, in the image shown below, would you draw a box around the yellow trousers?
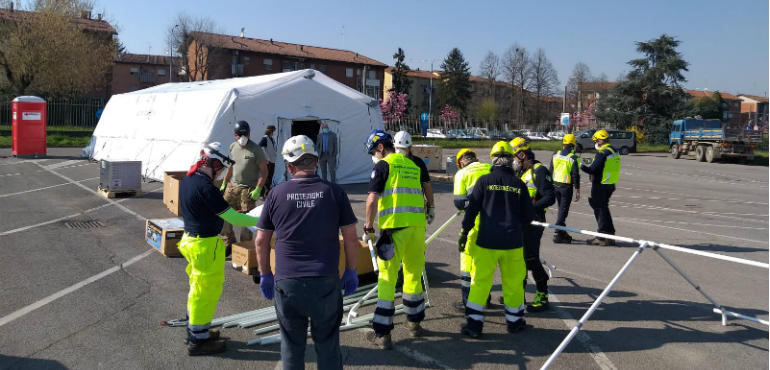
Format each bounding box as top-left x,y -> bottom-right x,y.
178,234 -> 226,326
376,226 -> 427,300
468,247 -> 526,310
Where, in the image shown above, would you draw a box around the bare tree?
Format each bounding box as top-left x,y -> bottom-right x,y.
0,1 -> 115,96
566,62 -> 592,112
502,43 -> 529,124
167,13 -> 217,81
479,51 -> 499,97
527,48 -> 559,123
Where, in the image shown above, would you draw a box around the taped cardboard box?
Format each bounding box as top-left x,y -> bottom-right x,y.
145,218 -> 184,257
163,171 -> 187,216
411,144 -> 442,172
231,236 -> 374,276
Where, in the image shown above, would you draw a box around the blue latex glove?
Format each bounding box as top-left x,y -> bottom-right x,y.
340,268 -> 358,296
259,273 -> 274,300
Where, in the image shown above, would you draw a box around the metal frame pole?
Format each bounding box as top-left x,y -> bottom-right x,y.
541,242 -> 650,370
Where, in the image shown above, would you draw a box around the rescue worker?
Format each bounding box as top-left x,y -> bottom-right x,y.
219,120 -> 268,253
393,131 -> 436,224
459,141 -> 534,338
256,135 -> 359,370
549,134 -> 581,243
452,148 -> 491,310
509,136 -> 530,154
580,129 -> 620,246
513,146 -> 555,312
362,130 -> 426,349
178,142 -> 260,355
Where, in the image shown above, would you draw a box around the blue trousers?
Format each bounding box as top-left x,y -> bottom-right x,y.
275,277 -> 343,370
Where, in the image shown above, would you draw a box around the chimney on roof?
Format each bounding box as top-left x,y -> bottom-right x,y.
240,27 -> 245,37
270,38 -> 273,45
9,2 -> 13,11
80,10 -> 91,19
97,13 -> 102,21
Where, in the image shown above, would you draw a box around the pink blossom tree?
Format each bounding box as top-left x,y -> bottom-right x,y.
380,90 -> 409,124
440,104 -> 459,128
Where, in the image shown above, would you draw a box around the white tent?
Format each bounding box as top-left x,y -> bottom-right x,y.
89,69 -> 384,184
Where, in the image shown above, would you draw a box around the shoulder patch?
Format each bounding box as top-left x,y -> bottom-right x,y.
371,170 -> 376,179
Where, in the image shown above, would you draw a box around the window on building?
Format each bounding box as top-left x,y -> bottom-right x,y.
368,70 -> 376,79
346,68 -> 353,78
157,69 -> 166,76
357,69 -> 361,76
243,56 -> 250,64
282,60 -> 293,72
130,67 -> 138,76
264,58 -> 273,71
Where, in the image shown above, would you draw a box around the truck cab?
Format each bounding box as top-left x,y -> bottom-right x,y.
670,119 -> 759,163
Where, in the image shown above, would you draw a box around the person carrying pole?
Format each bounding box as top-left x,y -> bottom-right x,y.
549,134 -> 581,244
512,141 -> 555,313
255,135 -> 359,370
219,120 -> 268,254
178,142 -> 260,356
393,131 -> 436,225
362,129 -> 427,349
459,141 -> 534,338
580,129 -> 621,246
452,148 -> 491,311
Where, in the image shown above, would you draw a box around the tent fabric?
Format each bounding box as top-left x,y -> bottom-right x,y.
89,69 -> 384,185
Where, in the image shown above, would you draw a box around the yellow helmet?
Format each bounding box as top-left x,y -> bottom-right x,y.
509,137 -> 530,154
456,148 -> 476,168
490,141 -> 513,158
592,129 -> 609,141
562,133 -> 577,145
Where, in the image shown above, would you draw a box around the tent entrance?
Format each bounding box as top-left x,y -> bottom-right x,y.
291,120 -> 321,145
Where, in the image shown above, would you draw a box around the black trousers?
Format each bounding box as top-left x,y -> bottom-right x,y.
588,184 -> 616,235
264,162 -> 276,195
523,213 -> 548,292
553,185 -> 573,229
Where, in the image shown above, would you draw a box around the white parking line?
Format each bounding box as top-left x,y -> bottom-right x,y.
43,159 -> 83,170
0,250 -> 153,328
0,176 -> 98,198
0,200 -> 124,236
549,294 -> 618,370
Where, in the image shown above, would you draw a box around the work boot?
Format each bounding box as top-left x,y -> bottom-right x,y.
405,321 -> 423,337
527,291 -> 550,312
186,330 -> 220,344
587,238 -> 613,247
553,232 -> 573,244
460,324 -> 482,339
453,301 -> 466,312
187,338 -> 226,356
507,319 -> 527,333
365,331 -> 392,350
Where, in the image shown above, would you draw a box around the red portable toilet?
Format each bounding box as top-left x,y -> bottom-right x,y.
12,96 -> 47,157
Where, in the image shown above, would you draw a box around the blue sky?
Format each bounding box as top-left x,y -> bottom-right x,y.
102,0 -> 768,95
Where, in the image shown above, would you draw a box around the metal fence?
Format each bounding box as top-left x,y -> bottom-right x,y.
0,95 -> 105,127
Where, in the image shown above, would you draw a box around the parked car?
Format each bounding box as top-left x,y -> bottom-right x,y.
548,131 -> 566,140
575,129 -> 637,154
527,132 -> 550,141
426,129 -> 447,138
467,127 -> 490,139
489,130 -> 516,140
447,129 -> 472,139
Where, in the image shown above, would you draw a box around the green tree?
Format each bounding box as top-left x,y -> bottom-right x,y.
685,91 -> 726,120
476,99 -> 500,122
391,47 -> 411,95
438,48 -> 471,115
596,34 -> 689,143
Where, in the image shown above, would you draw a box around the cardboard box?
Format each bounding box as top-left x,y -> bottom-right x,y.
163,171 -> 187,216
231,236 -> 375,276
145,218 -> 184,257
411,145 -> 442,172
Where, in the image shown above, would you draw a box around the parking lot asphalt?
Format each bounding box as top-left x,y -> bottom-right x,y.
0,147 -> 767,369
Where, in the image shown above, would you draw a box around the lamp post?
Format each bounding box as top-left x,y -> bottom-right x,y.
169,24 -> 179,82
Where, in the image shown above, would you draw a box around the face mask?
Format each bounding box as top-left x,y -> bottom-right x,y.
238,136 -> 248,146
215,168 -> 226,181
322,128 -> 329,134
512,160 -> 521,172
594,143 -> 601,151
371,155 -> 380,164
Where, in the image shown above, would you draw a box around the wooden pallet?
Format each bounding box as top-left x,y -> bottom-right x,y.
97,186 -> 142,199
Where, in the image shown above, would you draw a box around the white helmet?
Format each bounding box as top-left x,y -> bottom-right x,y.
281,135 -> 318,163
202,142 -> 234,166
393,131 -> 412,149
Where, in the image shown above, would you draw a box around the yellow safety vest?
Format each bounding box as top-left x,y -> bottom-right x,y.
521,162 -> 543,199
598,144 -> 620,185
552,151 -> 576,184
378,153 -> 426,229
453,161 -> 492,198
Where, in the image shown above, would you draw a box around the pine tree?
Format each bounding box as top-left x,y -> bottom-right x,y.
391,48 -> 411,95
438,48 -> 472,115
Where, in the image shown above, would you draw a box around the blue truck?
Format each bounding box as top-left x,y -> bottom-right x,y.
669,119 -> 762,163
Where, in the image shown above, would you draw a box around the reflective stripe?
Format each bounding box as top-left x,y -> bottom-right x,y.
505,314 -> 523,323
404,302 -> 425,315
460,280 -> 471,288
403,292 -> 424,301
372,314 -> 393,325
376,300 -> 395,310
188,323 -> 210,331
378,206 -> 424,218
383,187 -> 423,196
468,314 -> 484,322
466,301 -> 485,312
505,303 -> 526,314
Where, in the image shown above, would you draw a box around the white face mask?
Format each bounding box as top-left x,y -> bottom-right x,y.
238,136 -> 248,146
594,143 -> 601,151
371,155 -> 380,164
512,160 -> 521,172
